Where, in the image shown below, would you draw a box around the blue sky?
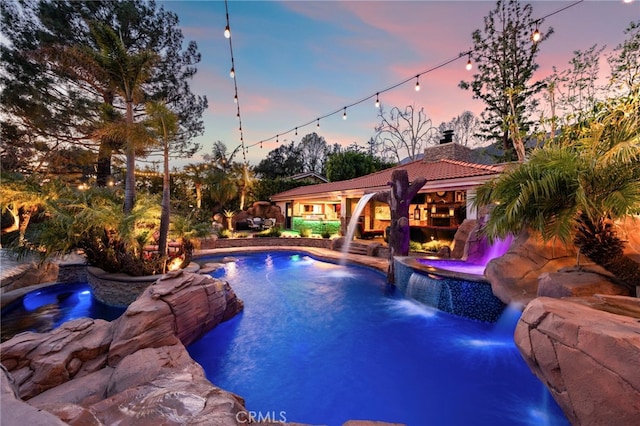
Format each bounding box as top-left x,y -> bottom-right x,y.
158,0 -> 638,167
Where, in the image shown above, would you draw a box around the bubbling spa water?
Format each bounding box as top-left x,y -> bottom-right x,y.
188,251 -> 568,425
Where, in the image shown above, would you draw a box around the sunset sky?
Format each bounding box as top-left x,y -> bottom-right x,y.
158,0 -> 638,167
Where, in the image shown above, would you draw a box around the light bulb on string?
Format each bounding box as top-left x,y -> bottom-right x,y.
260,141 -> 263,149
234,94 -> 238,103
343,107 -> 347,120
531,22 -> 541,42
235,0 -> 590,149
230,67 -> 235,78
276,134 -> 279,143
224,25 -> 231,39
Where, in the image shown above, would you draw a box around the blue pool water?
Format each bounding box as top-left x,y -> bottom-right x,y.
1,282 -> 125,342
188,251 -> 568,426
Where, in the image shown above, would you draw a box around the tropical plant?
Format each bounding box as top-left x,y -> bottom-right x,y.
217,228 -> 232,239
474,94 -> 640,294
207,173 -> 239,212
298,226 -> 312,238
222,209 -> 235,231
409,240 -> 423,252
254,226 -> 282,238
4,185 -> 210,276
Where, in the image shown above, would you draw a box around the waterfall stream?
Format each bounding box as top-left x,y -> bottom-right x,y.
340,193 -> 376,263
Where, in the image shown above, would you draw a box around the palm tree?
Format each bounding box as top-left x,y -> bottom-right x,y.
183,164 -> 209,209
32,188 -> 162,276
474,94 -> 640,294
204,141 -> 254,210
206,141 -> 241,173
206,171 -> 239,212
145,100 -> 178,264
233,162 -> 256,211
80,22 -> 158,213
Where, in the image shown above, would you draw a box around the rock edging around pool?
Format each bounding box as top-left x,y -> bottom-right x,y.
515,295 -> 640,424
1,269 -> 246,425
86,262 -> 200,307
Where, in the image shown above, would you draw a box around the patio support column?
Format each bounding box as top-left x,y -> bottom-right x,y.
466,188 -> 478,220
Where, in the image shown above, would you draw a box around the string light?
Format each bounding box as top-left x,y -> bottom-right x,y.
223,0 -> 247,165
343,107 -> 347,120
247,0 -> 590,151
531,22 -> 541,42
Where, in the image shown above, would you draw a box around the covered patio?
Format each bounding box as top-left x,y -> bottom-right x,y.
270,142 -> 504,245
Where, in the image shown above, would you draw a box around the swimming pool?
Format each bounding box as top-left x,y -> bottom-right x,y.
188,251 -> 568,425
1,282 -> 125,342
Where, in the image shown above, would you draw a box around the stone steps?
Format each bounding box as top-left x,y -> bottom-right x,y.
347,244 -> 370,256
334,241 -> 379,257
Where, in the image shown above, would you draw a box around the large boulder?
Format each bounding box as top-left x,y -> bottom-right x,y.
0,270 -> 245,425
237,201 -> 286,228
515,295 -> 640,425
1,365 -> 68,426
0,318 -> 113,399
615,216 -> 640,263
537,267 -> 630,299
450,219 -> 476,259
485,229 -> 578,305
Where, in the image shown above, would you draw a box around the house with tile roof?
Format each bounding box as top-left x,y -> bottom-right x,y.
270,142 -> 505,242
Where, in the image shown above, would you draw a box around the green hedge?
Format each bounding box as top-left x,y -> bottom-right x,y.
292,218 -> 341,235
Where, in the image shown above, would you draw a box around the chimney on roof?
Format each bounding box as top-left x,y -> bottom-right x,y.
423,131 -> 474,163
439,130 -> 454,144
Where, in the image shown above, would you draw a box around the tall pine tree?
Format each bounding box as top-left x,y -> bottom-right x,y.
0,0 -> 206,185
459,0 -> 551,162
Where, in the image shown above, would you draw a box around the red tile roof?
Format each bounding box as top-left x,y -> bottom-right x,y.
271,158 -> 504,200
